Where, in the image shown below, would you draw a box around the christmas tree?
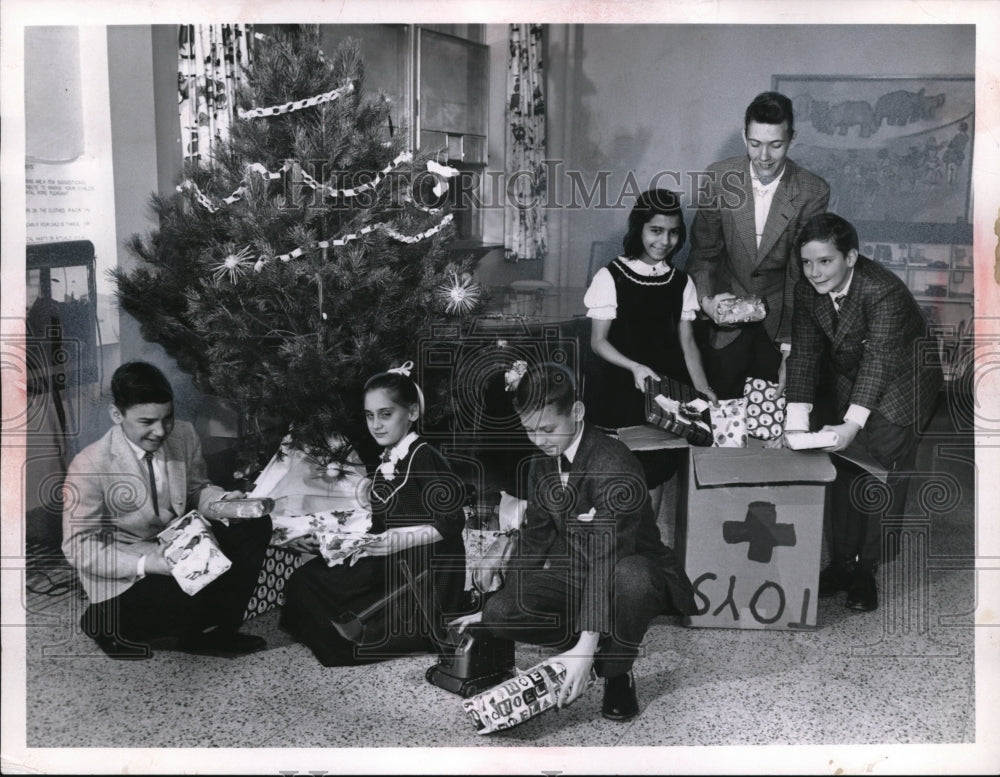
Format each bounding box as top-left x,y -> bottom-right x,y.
114,26 -> 482,476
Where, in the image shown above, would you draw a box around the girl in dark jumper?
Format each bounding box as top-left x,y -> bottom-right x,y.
280,364 -> 466,666
584,190 -> 715,503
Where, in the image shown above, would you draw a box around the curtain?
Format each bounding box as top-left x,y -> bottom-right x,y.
178,24 -> 254,161
504,24 -> 547,263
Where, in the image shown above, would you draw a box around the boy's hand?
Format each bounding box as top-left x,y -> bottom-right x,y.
701,293 -> 737,325
818,421 -> 861,451
449,611 -> 483,634
144,547 -> 172,576
554,633 -> 598,708
775,350 -> 790,396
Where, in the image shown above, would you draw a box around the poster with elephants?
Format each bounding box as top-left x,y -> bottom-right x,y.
773,75 -> 974,229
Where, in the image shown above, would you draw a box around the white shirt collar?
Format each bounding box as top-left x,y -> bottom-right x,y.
830,269 -> 855,305
123,434 -> 160,461
750,163 -> 787,190
385,430 -> 419,463
562,425 -> 585,465
619,256 -> 673,277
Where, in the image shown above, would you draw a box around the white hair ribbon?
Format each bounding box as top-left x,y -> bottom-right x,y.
387,360 -> 414,377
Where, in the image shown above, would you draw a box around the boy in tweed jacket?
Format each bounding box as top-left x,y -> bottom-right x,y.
783,213 -> 942,612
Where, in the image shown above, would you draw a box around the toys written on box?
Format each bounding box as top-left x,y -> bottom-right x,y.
715,295 -> 767,325
742,377 -> 786,441
461,659 -> 596,734
157,511 -> 232,595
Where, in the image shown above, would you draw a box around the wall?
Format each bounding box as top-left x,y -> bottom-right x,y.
545,24 -> 975,287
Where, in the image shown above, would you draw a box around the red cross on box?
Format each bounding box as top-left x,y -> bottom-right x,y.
676,446 -> 836,630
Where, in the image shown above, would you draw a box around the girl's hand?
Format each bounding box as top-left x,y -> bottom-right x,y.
355,530 -> 401,558
629,363 -> 659,392
554,644 -> 595,708
449,611 -> 483,634
694,383 -> 718,403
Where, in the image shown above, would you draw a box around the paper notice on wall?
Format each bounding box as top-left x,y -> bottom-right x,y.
25,157 -> 119,345
24,27 -> 119,345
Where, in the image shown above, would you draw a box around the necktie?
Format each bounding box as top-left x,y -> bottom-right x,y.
144,451 -> 159,517
559,454 -> 571,478
831,292 -> 846,326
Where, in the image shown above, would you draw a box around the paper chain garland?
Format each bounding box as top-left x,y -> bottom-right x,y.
238,82 -> 355,119
250,213 -> 455,272
176,152 -> 425,213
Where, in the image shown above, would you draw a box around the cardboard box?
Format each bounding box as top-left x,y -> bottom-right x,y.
677,447 -> 836,630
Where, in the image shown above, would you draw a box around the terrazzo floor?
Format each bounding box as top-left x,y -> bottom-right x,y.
15,405 -> 986,771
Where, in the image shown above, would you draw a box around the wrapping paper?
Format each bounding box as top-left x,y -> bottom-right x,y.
314,531 -> 382,567
157,511 -> 232,595
645,390 -> 713,447
710,398 -> 748,447
715,295 -> 767,324
206,497 -> 275,520
462,660 -> 593,734
742,377 -> 787,440
269,508 -> 375,566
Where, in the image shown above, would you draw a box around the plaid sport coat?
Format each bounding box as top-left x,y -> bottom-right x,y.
687,155 -> 830,348
785,255 -> 942,429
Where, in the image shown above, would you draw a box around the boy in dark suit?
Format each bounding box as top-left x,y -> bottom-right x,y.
688,91 -> 830,398
783,213 -> 942,612
453,362 -> 695,721
62,361 -> 272,658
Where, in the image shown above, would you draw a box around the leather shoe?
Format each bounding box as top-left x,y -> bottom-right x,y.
818,560 -> 855,597
180,630 -> 267,658
91,633 -> 152,660
845,568 -> 878,612
602,671 -> 639,721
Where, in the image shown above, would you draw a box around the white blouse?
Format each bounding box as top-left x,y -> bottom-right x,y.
583,256 -> 700,322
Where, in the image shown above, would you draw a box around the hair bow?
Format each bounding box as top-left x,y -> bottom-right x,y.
388,360 -> 414,377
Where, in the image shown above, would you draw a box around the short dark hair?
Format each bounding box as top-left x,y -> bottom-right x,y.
745,91 -> 795,136
795,212 -> 860,258
364,370 -> 422,414
512,362 -> 577,416
622,189 -> 687,260
111,361 -> 173,411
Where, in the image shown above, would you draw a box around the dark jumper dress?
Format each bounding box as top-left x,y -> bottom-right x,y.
589,258 -> 694,431
280,437 -> 466,666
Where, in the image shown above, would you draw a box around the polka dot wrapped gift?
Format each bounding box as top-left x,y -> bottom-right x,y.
742,377 -> 787,441
709,397 -> 748,448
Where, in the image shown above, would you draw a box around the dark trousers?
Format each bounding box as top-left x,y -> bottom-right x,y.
697,321 -> 782,400
80,517 -> 272,647
280,551 -> 441,667
829,412 -> 920,570
480,554 -> 669,679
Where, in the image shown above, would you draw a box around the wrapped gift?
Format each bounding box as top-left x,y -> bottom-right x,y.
742,377 -> 786,440
710,398 -> 748,447
206,497 -> 275,521
315,531 -> 382,567
269,508 -> 372,548
643,377 -> 712,446
157,511 -> 232,595
715,295 -> 767,324
462,660 -> 594,734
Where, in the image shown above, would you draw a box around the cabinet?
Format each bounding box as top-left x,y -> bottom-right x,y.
862,239 -> 973,381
